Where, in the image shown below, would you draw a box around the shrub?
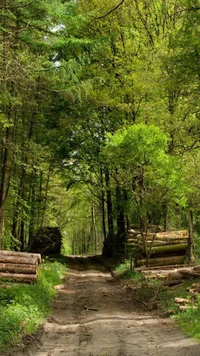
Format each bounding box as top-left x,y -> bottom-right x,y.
0,261 -> 66,350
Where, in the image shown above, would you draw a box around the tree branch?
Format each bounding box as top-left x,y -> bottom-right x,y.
0,1 -> 35,10
91,0 -> 125,22
167,6 -> 200,19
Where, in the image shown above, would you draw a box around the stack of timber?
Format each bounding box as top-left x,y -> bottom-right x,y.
137,265 -> 200,281
125,229 -> 189,267
0,250 -> 41,283
31,227 -> 62,256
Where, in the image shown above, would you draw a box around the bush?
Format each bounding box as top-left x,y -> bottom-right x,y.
0,261 -> 66,350
115,259 -> 143,281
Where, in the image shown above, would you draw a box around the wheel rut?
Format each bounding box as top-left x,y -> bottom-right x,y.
3,256 -> 200,356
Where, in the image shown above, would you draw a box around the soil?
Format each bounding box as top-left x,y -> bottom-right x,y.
3,256 -> 200,356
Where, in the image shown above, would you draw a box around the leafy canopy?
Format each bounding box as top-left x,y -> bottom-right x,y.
103,124 -> 186,206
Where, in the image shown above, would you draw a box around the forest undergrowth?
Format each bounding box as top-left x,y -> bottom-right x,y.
114,259 -> 200,341
0,261 -> 66,351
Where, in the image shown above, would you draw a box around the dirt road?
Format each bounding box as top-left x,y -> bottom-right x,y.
6,256 -> 200,356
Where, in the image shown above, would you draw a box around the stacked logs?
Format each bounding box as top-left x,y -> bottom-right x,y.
31,227 -> 62,256
0,250 -> 41,283
139,265 -> 200,281
125,229 -> 189,267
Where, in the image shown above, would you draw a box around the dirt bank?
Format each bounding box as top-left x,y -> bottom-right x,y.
3,256 -> 200,356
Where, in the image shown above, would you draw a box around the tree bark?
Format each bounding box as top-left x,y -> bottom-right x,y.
0,255 -> 37,265
116,184 -> 126,256
0,273 -> 37,283
188,209 -> 194,263
139,243 -> 188,255
0,263 -> 37,274
136,255 -> 185,267
103,169 -> 114,257
0,250 -> 41,263
0,126 -> 12,248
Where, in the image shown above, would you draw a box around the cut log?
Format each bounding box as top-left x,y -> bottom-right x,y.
127,234 -> 188,242
140,243 -> 188,255
139,266 -> 200,281
156,230 -> 188,238
135,264 -> 187,271
136,255 -> 185,267
0,256 -> 37,265
167,272 -> 183,281
127,235 -> 140,241
0,263 -> 37,275
163,280 -> 182,286
125,242 -> 138,247
126,238 -> 139,243
0,251 -> 41,283
0,272 -> 37,283
178,269 -> 200,279
174,297 -> 190,304
179,305 -> 197,312
138,239 -> 188,246
146,234 -> 188,241
0,250 -> 41,264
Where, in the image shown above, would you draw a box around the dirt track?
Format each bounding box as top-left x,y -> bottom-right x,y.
5,256 -> 200,356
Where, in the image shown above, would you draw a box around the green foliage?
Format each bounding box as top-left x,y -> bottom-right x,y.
1,0 -> 200,258
103,123 -> 187,233
0,261 -> 66,350
115,259 -> 143,281
105,124 -> 169,165
174,300 -> 200,339
1,232 -> 21,251
104,124 -> 185,196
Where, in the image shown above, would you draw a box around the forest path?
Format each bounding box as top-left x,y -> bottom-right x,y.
9,256 -> 200,355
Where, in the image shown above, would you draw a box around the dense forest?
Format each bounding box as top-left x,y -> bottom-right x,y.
1,0 -> 200,258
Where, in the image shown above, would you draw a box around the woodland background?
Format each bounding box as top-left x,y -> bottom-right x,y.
1,0 -> 200,258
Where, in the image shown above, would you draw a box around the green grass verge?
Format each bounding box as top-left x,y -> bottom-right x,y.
174,296 -> 200,339
0,261 -> 66,351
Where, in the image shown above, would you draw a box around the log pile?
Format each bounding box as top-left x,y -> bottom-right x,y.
30,227 -> 62,256
138,265 -> 200,281
174,297 -> 197,312
0,250 -> 41,283
125,229 -> 189,267
173,277 -> 200,312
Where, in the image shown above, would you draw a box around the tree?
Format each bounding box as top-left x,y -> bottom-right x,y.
103,124 -> 186,258
0,0 -> 88,250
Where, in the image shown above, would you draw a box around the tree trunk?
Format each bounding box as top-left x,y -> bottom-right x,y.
116,185 -> 126,257
102,169 -> 114,257
100,168 -> 107,255
163,203 -> 168,231
39,163 -> 52,229
188,209 -> 194,263
0,126 -> 12,248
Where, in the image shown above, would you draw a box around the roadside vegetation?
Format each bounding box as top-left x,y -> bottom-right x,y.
114,258 -> 200,341
0,261 -> 66,351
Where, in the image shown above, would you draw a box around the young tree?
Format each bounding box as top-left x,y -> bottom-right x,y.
103,124 -> 186,259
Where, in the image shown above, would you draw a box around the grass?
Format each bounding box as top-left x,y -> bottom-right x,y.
114,259 -> 200,340
174,301 -> 200,339
114,259 -> 143,281
0,261 -> 66,351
